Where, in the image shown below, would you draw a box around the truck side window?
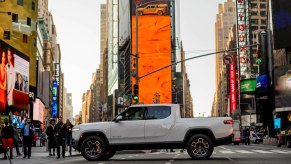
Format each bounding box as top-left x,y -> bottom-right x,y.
120,107 -> 145,121
145,106 -> 171,120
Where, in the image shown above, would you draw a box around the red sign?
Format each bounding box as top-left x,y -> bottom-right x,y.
230,63 -> 237,114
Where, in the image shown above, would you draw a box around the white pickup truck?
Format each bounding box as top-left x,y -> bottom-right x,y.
72,104 -> 234,161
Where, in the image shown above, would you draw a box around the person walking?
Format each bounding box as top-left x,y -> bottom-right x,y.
55,119 -> 65,159
63,119 -> 73,156
1,118 -> 14,160
21,118 -> 34,159
13,123 -> 22,156
46,119 -> 56,156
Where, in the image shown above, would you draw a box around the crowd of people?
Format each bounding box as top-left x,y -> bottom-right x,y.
1,117 -> 74,160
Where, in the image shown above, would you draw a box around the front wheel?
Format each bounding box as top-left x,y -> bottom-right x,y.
138,11 -> 143,16
157,10 -> 163,15
187,134 -> 213,160
81,136 -> 107,161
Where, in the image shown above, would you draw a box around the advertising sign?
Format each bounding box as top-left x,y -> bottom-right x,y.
0,40 -> 29,112
52,79 -> 58,118
230,63 -> 237,114
274,118 -> 281,129
272,0 -> 291,49
33,98 -> 44,123
236,0 -> 249,76
274,65 -> 291,108
256,74 -> 268,90
240,79 -> 256,93
131,0 -> 172,104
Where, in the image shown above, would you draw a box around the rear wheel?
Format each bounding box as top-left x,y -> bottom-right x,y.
157,10 -> 163,15
138,11 -> 143,16
102,149 -> 116,160
187,134 -> 213,160
81,136 -> 107,161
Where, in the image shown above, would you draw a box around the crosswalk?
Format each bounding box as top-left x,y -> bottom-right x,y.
151,149 -> 291,155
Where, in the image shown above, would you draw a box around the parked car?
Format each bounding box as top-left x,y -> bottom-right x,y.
73,104 -> 234,161
250,132 -> 264,144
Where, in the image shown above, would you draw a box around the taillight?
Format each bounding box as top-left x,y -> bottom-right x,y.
224,120 -> 234,124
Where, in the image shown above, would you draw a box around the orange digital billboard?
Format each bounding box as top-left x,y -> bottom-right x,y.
132,0 -> 172,104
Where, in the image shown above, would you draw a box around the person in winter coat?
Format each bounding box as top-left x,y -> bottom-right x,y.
54,119 -> 65,159
1,118 -> 14,159
63,119 -> 74,156
46,119 -> 56,156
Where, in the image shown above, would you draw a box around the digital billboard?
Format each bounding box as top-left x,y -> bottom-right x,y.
131,0 -> 172,104
274,65 -> 291,108
272,0 -> 291,49
0,40 -> 29,112
240,79 -> 256,93
33,98 -> 44,123
52,79 -> 58,118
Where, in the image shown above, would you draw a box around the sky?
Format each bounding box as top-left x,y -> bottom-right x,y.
49,0 -> 227,117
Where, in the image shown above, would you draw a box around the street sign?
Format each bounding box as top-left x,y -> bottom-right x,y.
223,55 -> 233,65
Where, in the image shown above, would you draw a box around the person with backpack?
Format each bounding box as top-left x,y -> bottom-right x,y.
21,118 -> 34,159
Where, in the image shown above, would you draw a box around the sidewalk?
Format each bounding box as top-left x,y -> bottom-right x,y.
20,146 -> 80,158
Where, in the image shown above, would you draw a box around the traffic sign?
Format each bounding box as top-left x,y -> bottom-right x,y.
223,55 -> 233,65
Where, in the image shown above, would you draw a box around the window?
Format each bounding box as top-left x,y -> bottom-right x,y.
17,0 -> 23,5
4,31 -> 10,40
260,4 -> 266,9
12,13 -> 18,22
145,106 -> 171,120
261,19 -> 267,25
119,107 -> 145,121
27,17 -> 31,26
23,34 -> 28,43
32,2 -> 35,10
260,11 -> 266,16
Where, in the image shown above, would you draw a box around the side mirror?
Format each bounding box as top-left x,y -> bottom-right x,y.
115,116 -> 122,123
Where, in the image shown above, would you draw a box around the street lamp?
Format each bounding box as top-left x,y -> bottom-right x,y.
134,0 -> 174,85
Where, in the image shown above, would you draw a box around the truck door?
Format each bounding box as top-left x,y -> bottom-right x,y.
110,107 -> 146,144
144,106 -> 173,142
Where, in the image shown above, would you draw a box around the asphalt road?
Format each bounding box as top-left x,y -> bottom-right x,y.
2,144 -> 291,164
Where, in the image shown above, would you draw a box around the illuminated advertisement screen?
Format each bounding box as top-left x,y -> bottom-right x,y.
0,40 -> 29,112
274,118 -> 281,129
52,80 -> 58,118
274,65 -> 291,108
131,0 -> 172,104
272,0 -> 291,49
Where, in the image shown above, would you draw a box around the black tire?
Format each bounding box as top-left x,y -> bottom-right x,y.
138,11 -> 143,16
81,136 -> 107,161
102,149 -> 116,160
157,10 -> 163,15
186,134 -> 213,160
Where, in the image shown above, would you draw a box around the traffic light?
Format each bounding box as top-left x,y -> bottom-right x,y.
256,49 -> 262,65
133,84 -> 139,101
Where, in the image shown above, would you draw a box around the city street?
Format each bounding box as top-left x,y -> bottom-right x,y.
3,144 -> 291,164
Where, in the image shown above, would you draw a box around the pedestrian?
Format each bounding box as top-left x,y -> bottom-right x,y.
63,119 -> 73,156
13,123 -> 22,156
46,119 -> 56,156
1,118 -> 14,159
55,118 -> 65,159
21,118 -> 34,159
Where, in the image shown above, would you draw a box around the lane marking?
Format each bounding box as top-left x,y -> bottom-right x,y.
252,150 -> 273,154
219,146 -> 228,150
270,150 -> 290,154
220,150 -> 235,154
235,150 -> 254,154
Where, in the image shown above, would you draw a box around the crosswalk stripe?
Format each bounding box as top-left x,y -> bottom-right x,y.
220,150 -> 235,154
235,150 -> 254,154
252,150 -> 273,154
270,150 -> 290,154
